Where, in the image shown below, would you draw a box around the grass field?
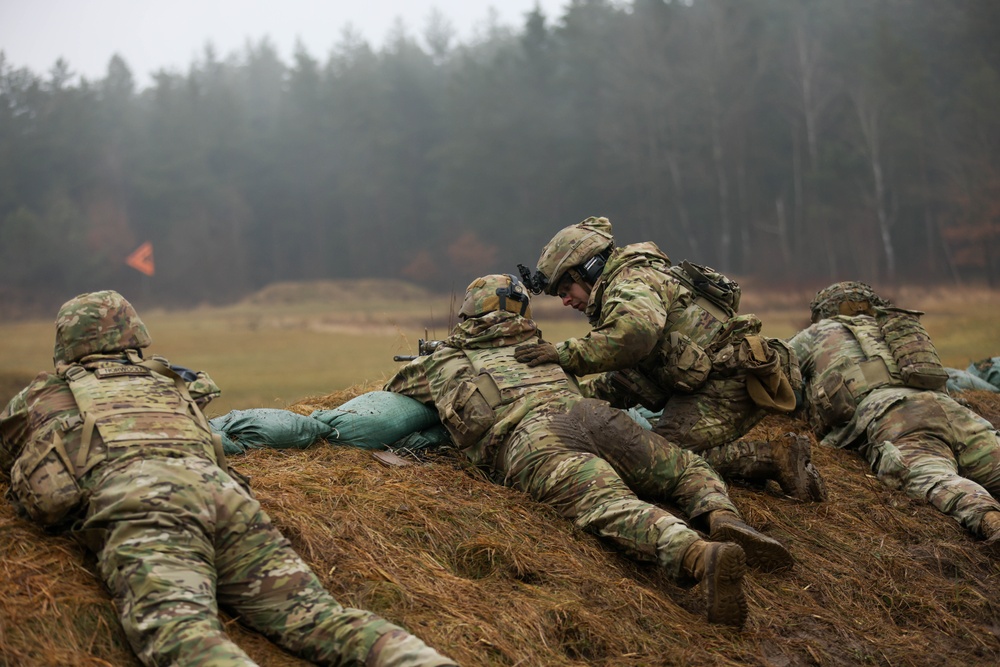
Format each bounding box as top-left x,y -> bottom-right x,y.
1,280 -> 997,416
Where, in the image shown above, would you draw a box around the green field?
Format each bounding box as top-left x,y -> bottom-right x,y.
1,281 -> 997,416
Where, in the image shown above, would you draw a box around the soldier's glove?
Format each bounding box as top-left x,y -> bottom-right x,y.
514,342 -> 561,367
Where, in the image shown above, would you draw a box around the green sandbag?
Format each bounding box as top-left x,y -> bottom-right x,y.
947,367 -> 1000,394
968,357 -> 1000,390
210,408 -> 335,455
311,391 -> 440,450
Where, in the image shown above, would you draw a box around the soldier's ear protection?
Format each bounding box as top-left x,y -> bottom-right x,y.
578,250 -> 609,285
497,274 -> 530,316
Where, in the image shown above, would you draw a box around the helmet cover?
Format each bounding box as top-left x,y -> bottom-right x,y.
809,281 -> 889,323
535,216 -> 614,295
459,274 -> 532,320
53,290 -> 152,365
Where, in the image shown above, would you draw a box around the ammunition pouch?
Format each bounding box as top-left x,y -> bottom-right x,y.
805,371 -> 857,436
440,374 -> 499,449
661,331 -> 712,393
806,356 -> 896,434
876,307 -> 948,390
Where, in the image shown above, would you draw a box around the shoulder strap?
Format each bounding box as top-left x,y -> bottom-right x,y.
139,359 -> 229,473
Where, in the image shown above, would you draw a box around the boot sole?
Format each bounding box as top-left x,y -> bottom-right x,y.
712,523 -> 795,573
705,543 -> 748,628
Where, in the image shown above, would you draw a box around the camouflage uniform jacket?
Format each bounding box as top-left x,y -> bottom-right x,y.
789,315 -> 919,449
0,352 -> 221,492
384,311 -> 579,468
556,243 -> 730,406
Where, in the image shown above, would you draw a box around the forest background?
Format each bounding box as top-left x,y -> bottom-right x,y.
1,0 -> 999,317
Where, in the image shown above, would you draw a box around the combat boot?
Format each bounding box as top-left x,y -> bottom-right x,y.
770,433 -> 827,502
708,510 -> 795,572
980,511 -> 1000,544
681,539 -> 748,628
706,433 -> 827,502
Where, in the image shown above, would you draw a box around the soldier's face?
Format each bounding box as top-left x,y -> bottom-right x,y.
557,278 -> 590,312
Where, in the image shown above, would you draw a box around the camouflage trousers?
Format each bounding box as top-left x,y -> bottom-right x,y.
653,372 -> 764,453
78,457 -> 455,667
652,371 -> 768,474
497,398 -> 736,580
858,392 -> 1000,536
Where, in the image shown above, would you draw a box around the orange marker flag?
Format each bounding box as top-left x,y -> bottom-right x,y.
126,241 -> 155,276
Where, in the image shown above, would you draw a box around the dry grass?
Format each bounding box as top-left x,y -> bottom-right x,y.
2,388 -> 1000,666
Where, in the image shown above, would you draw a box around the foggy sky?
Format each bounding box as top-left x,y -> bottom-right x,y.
0,0 -> 567,88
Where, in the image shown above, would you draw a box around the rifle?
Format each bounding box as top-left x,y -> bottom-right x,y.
393,338 -> 444,362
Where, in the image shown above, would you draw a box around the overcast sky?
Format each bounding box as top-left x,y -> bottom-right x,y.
1,0 -> 569,88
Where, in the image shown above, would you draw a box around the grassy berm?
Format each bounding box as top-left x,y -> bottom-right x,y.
2,385 -> 999,667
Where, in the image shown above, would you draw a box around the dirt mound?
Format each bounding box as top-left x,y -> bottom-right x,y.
2,389 -> 1000,666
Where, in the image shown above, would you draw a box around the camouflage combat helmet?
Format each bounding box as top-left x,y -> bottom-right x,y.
53,290 -> 152,365
809,281 -> 889,323
534,216 -> 614,296
459,274 -> 532,320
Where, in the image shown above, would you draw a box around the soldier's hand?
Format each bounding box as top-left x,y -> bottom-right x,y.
514,342 -> 560,367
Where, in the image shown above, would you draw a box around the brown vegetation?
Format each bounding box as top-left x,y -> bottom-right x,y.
2,384 -> 1000,666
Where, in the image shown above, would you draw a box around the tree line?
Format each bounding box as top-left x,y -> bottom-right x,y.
2,0 -> 999,313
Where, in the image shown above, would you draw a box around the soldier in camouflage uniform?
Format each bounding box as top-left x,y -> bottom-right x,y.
790,281 -> 1000,543
0,290 -> 457,667
516,216 -> 825,501
386,274 -> 798,628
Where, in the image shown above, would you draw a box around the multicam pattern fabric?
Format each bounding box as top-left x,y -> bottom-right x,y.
385,310 -> 739,582
807,281 -> 887,323
458,274 -> 532,320
554,243 -> 773,458
535,216 -> 614,295
1,292 -> 456,667
790,315 -> 1000,537
1,367 -> 455,667
53,290 -> 152,365
90,457 -> 454,667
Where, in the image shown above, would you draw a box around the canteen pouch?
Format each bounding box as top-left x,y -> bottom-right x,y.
440,376 -> 497,448
806,370 -> 857,435
9,430 -> 85,528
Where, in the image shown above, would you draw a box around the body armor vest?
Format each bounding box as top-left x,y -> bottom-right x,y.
805,318 -> 906,435
9,359 -> 219,527
439,347 -> 578,449
63,361 -> 217,469
465,347 -> 577,406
